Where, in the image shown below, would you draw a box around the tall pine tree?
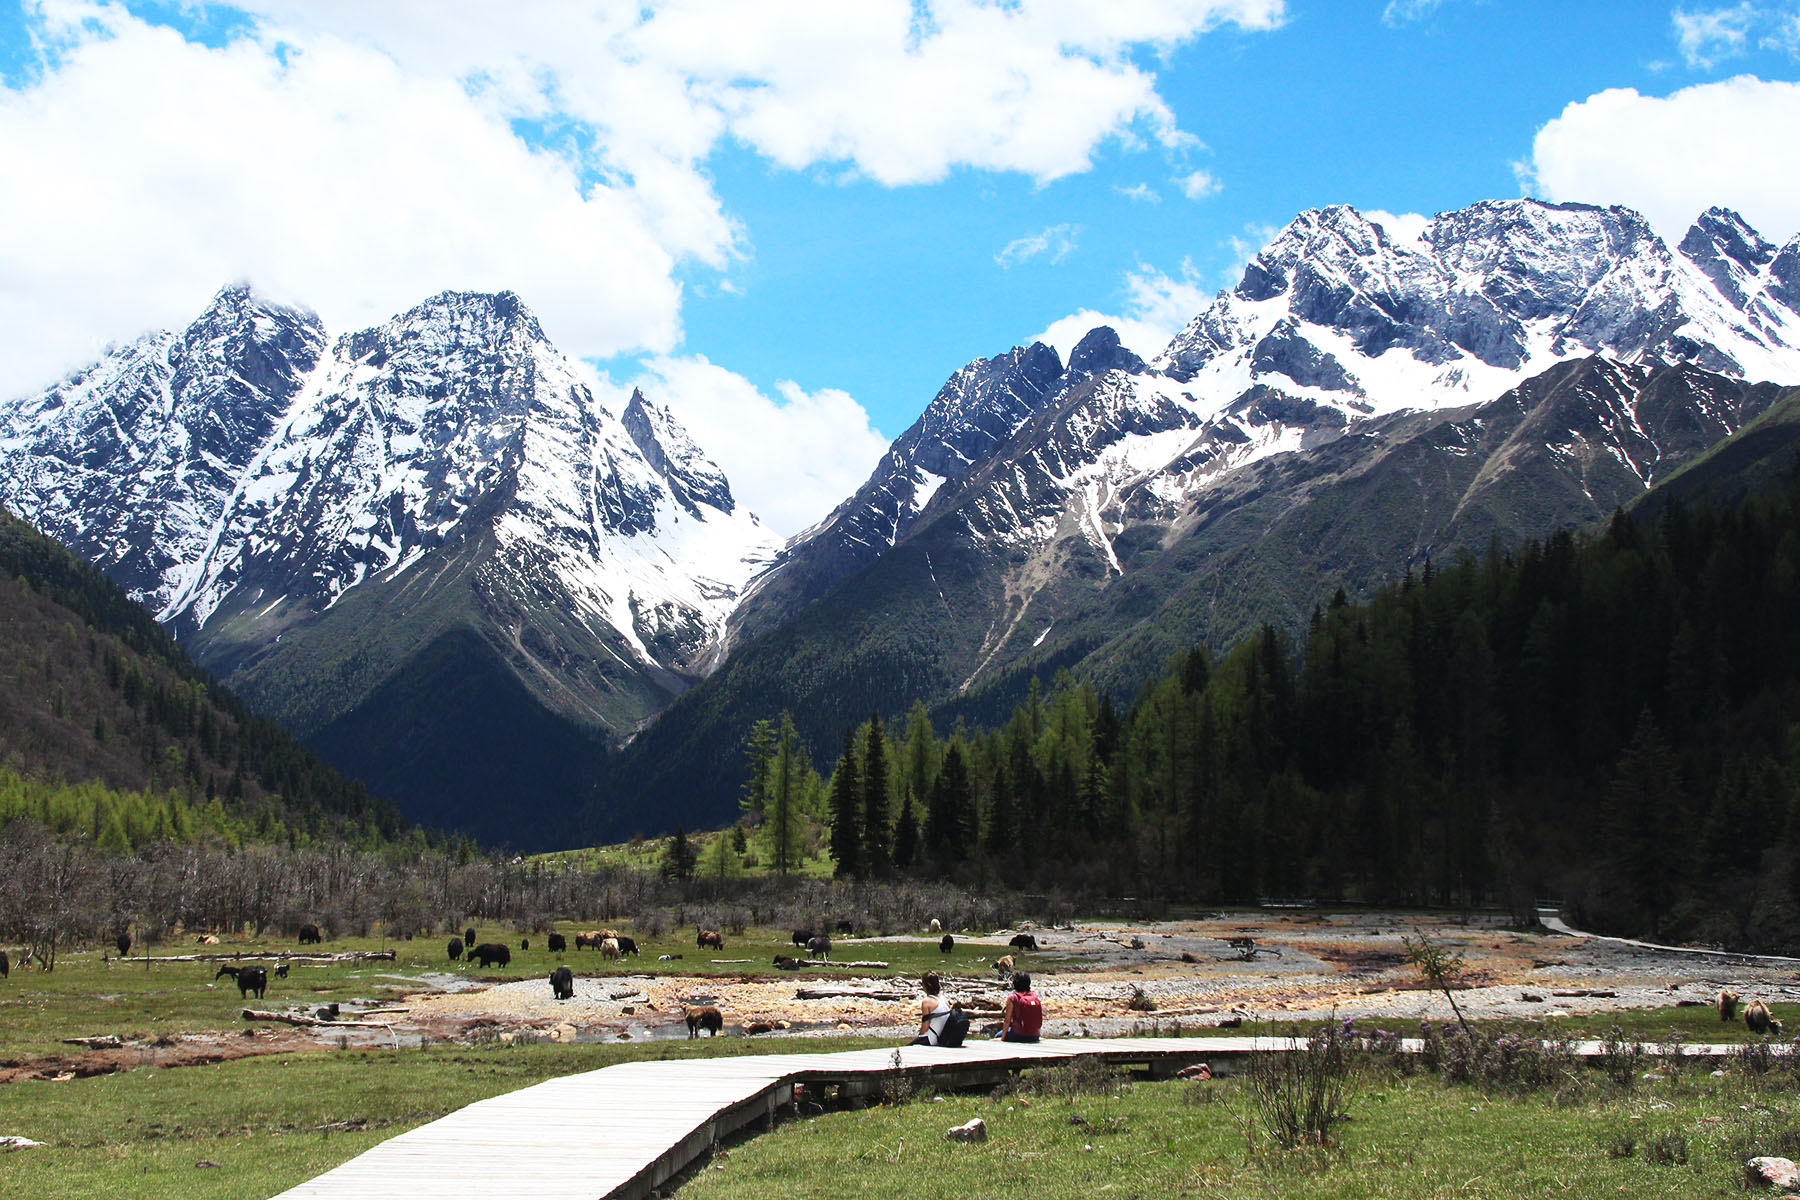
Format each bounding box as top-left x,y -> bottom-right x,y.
828,729 -> 862,879
861,713 -> 892,877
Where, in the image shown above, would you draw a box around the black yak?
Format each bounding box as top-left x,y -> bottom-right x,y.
448,937 -> 464,961
298,924 -> 322,945
547,933 -> 567,953
1009,933 -> 1038,952
549,966 -> 574,1000
233,966 -> 268,999
940,934 -> 954,953
469,943 -> 511,969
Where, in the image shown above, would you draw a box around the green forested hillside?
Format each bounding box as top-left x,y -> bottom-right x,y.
0,505 -> 410,847
774,462 -> 1800,950
596,364 -> 1793,834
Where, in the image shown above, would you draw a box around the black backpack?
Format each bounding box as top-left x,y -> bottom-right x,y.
938,1003 -> 970,1048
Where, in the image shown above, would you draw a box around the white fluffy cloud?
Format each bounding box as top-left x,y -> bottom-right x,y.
0,0 -> 1287,400
629,356 -> 890,536
1673,4 -> 1762,68
1033,261 -> 1215,361
997,224 -> 1083,268
1177,168 -> 1222,200
1523,75 -> 1800,242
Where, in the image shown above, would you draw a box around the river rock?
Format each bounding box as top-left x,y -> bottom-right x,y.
1746,1156 -> 1800,1190
945,1117 -> 988,1143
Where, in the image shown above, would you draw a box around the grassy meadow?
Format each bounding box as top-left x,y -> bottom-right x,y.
679,1051 -> 1800,1200
6,919 -> 1800,1199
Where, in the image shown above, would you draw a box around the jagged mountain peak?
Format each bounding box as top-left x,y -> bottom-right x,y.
1066,325 -> 1146,381
622,387 -> 738,519
336,288 -> 548,366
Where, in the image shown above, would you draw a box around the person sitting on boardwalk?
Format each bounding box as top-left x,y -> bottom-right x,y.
912,972 -> 953,1045
996,972 -> 1043,1043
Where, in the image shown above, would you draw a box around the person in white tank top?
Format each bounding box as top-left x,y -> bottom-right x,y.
912,971 -> 951,1045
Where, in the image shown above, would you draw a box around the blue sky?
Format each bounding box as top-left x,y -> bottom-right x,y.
3,1 -> 1800,532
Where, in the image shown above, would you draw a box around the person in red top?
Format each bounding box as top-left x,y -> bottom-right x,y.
998,972 -> 1043,1043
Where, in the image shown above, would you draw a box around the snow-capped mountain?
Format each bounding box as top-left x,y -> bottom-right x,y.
605,199 -> 1800,824
0,285 -> 779,841
750,199 -> 1800,628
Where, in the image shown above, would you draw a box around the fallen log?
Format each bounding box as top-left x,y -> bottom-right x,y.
710,958 -> 753,964
1131,1005 -> 1222,1018
1551,988 -> 1617,998
241,1009 -> 395,1029
62,1035 -> 125,1049
795,987 -> 912,1002
802,959 -> 889,969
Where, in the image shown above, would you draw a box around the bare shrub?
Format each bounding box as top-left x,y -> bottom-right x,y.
1417,1022 -> 1577,1095
1597,1027 -> 1647,1090
1244,1023 -> 1356,1151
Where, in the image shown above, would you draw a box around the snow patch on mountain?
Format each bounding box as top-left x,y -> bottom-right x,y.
0,285 -> 779,675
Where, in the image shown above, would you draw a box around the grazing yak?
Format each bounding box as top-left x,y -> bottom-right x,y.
939,935 -> 954,954
298,924 -> 322,946
520,939 -> 529,951
684,1005 -> 724,1038
615,935 -> 639,957
1719,989 -> 1740,1022
1747,999 -> 1785,1036
468,943 -> 512,969
601,938 -> 622,961
806,935 -> 832,961
994,955 -> 1016,979
549,966 -> 575,1001
791,929 -> 814,950
274,962 -> 289,979
1009,933 -> 1039,952
576,930 -> 609,950
696,927 -> 724,950
547,933 -> 567,953
115,932 -> 131,956
217,965 -> 267,999
448,937 -> 464,961
928,918 -> 942,934
465,927 -> 477,947
835,919 -> 854,934
773,955 -> 803,971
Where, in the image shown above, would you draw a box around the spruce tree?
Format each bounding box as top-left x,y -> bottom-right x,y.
828,730 -> 862,878
660,826 -> 697,881
861,713 -> 892,876
925,740 -> 974,861
893,787 -> 920,870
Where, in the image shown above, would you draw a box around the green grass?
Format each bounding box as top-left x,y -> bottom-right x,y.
677,1060 -> 1798,1199
1,1036 -> 894,1200
0,925 -> 1081,1061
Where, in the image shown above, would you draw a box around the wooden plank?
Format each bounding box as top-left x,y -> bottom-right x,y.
271,1033 -> 1780,1200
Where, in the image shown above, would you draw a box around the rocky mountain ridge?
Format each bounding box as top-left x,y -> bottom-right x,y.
0,285 -> 779,841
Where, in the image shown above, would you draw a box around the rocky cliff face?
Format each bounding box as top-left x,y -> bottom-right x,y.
0,286 -> 780,843
603,200 -> 1800,831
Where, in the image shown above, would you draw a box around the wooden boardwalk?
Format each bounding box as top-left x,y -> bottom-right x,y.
270,1033 -> 1764,1200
